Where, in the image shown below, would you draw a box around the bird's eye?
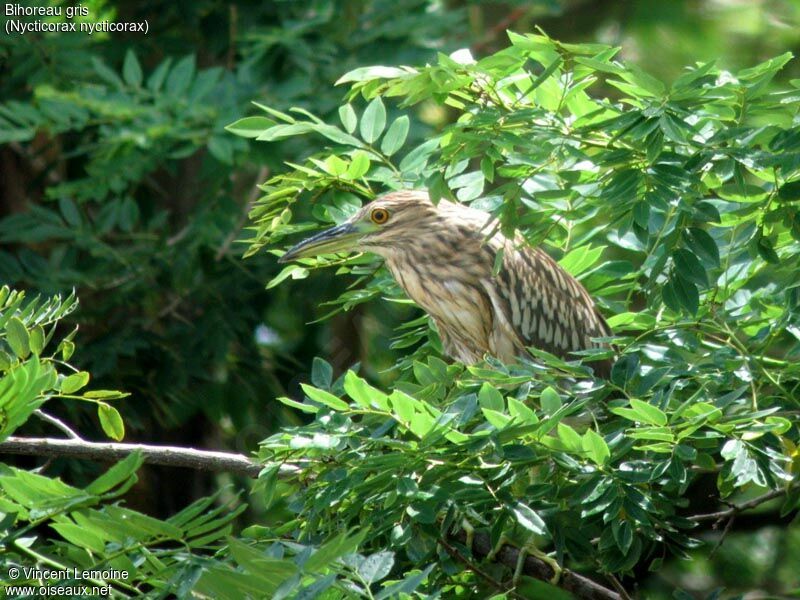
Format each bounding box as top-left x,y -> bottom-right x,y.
370,208 -> 390,225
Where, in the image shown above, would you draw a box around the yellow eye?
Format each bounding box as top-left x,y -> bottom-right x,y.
370,208 -> 390,224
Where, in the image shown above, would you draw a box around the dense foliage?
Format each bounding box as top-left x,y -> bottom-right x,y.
0,0 -> 465,449
230,32 -> 800,596
0,0 -> 468,519
2,2 -> 800,598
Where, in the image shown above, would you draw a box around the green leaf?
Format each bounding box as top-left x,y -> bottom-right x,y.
325,155 -> 348,176
628,427 -> 674,442
756,235 -> 780,263
305,529 -> 368,573
59,339 -> 75,361
91,57 -> 123,88
122,49 -> 143,87
399,138 -> 439,173
540,386 -> 562,415
0,466 -> 84,506
717,184 -> 768,203
347,150 -> 371,179
508,397 -> 538,425
380,116 -> 409,156
606,311 -> 656,331
313,124 -> 363,147
276,396 -> 319,414
557,423 -> 583,453
612,520 -> 633,554
672,249 -> 707,286
311,357 -> 333,389
390,390 -> 418,424
50,522 -> 106,553
82,390 -> 129,400
558,245 -> 606,277
356,551 -> 394,584
343,370 -> 389,410
166,55 -> 196,96
582,429 -> 610,466
300,383 -> 350,411
682,228 -> 720,267
225,117 -> 276,139
374,565 -> 434,600
360,97 -> 386,143
480,156 -> 495,182
147,58 -> 172,92
511,502 -> 548,535
227,539 -> 296,590
5,317 -> 30,359
336,65 -> 408,85
478,383 -> 504,411
482,408 -> 512,429
451,171 -> 484,202
339,104 -> 358,134
266,264 -> 309,289
85,451 -> 143,495
671,273 -> 699,315
28,326 -> 44,356
629,399 -> 668,426
98,402 -> 125,441
778,180 -> 800,201
59,197 -> 81,227
61,371 -> 90,394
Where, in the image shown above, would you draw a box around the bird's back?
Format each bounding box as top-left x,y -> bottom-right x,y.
488,239 -> 613,377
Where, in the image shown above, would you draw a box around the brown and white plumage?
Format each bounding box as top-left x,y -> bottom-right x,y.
281,189 -> 613,377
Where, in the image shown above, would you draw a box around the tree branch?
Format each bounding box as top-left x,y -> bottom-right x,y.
0,436 -> 283,479
689,486 -> 796,523
450,529 -> 622,600
686,486 -> 798,556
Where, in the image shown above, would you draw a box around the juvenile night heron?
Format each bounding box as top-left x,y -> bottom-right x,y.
281,190 -> 613,377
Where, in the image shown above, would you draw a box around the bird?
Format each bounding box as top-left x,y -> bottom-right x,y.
280,189 -> 613,377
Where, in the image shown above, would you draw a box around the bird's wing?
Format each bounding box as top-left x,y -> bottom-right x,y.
488,240 -> 613,375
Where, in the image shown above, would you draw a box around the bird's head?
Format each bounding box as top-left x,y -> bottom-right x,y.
279,189 -> 442,263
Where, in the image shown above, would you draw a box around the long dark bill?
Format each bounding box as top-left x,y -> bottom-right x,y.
278,222 -> 361,263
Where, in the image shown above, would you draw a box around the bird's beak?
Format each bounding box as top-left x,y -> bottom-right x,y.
279,222 -> 364,263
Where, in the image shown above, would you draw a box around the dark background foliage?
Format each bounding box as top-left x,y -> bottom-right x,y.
1,1 -> 800,597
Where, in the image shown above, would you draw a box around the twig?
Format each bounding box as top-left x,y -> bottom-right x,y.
709,513 -> 736,557
689,484 -> 800,557
0,436 -> 282,478
34,410 -> 82,440
604,573 -> 633,600
450,529 -> 621,600
689,486 -> 798,557
689,487 -> 795,523
438,535 -> 525,600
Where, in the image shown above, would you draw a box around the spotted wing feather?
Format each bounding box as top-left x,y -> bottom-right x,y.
496,241 -> 613,377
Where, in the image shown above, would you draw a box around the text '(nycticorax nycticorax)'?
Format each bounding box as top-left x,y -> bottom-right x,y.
280,190 -> 612,377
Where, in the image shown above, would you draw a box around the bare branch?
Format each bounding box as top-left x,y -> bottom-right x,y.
0,436 -> 282,478
689,486 -> 796,523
